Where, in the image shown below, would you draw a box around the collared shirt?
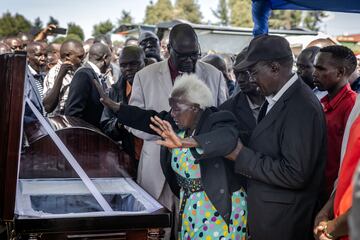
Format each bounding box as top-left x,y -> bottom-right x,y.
313,87 -> 328,100
168,58 -> 181,83
246,95 -> 261,121
321,83 -> 357,197
28,64 -> 45,99
43,60 -> 75,115
87,61 -> 110,89
265,73 -> 298,114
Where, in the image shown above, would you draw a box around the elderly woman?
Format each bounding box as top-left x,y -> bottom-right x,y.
96,74 -> 247,239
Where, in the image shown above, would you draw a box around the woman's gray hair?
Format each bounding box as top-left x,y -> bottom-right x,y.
171,74 -> 214,109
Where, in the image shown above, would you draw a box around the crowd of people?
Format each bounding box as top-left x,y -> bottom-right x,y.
1,22 -> 360,240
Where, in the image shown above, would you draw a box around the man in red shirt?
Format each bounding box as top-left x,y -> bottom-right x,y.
313,45 -> 357,202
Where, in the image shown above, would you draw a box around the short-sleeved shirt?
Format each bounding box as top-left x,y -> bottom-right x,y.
43,60 -> 75,115
321,84 -> 356,197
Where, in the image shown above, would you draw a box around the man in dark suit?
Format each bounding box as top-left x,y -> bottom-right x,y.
226,35 -> 327,240
219,48 -> 264,145
65,43 -> 111,128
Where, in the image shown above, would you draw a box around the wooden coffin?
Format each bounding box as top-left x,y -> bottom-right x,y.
0,53 -> 171,240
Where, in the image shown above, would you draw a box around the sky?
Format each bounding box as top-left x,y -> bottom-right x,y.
2,0 -> 360,39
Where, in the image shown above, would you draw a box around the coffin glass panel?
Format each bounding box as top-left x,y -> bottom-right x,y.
16,178 -> 162,218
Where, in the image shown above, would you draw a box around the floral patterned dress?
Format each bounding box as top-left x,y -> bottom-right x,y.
172,131 -> 247,240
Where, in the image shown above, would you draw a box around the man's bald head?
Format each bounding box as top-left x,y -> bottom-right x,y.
120,45 -> 145,63
168,24 -> 200,73
60,39 -> 83,59
89,43 -> 112,73
27,42 -> 47,72
202,54 -> 227,73
0,43 -> 11,54
4,37 -> 23,52
169,23 -> 198,50
119,46 -> 145,83
60,39 -> 85,69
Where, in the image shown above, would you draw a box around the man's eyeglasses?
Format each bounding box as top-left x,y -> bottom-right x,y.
170,44 -> 201,61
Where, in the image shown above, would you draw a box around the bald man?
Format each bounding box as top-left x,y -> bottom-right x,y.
27,42 -> 47,98
4,37 -> 23,52
0,43 -> 11,54
65,43 -> 111,127
138,31 -> 162,62
43,39 -> 84,116
202,54 -> 235,96
101,46 -> 146,177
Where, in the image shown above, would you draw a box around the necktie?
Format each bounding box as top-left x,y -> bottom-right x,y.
257,100 -> 269,123
99,74 -> 108,91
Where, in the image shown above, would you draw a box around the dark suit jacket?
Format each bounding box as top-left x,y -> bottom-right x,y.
100,76 -> 137,161
235,79 -> 327,240
64,63 -> 103,128
116,105 -> 243,225
219,91 -> 258,145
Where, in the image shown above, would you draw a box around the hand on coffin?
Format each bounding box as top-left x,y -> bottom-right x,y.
93,79 -> 120,113
150,116 -> 182,148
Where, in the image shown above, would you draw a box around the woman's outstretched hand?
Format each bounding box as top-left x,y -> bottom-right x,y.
150,116 -> 182,148
93,79 -> 120,113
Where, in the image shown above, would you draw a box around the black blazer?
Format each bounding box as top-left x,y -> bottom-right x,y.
219,91 -> 258,145
64,63 -> 104,128
100,75 -> 137,161
116,105 -> 243,225
235,79 -> 327,240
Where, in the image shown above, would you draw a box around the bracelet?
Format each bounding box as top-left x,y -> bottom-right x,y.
323,222 -> 335,239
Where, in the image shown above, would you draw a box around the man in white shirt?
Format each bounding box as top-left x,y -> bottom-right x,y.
43,39 -> 85,116
27,42 -> 47,99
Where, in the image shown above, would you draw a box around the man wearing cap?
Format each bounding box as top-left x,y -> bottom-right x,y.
138,31 -> 162,62
225,35 -> 327,240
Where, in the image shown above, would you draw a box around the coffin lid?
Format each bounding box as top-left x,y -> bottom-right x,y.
0,52 -> 27,221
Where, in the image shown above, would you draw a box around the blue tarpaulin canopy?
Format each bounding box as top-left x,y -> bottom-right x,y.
252,0 -> 360,36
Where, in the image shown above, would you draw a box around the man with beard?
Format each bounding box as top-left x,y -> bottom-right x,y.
43,40 -> 85,116
27,42 -> 47,99
100,46 -> 146,177
297,46 -> 327,99
128,23 -> 227,237
138,31 -> 162,62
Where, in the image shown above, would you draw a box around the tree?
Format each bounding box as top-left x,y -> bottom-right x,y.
47,16 -> 59,26
174,0 -> 203,24
67,22 -> 85,41
0,12 -> 32,37
228,0 -> 253,28
144,0 -> 174,25
33,17 -> 43,30
212,0 -> 229,26
303,11 -> 327,31
118,10 -> 134,25
92,20 -> 114,37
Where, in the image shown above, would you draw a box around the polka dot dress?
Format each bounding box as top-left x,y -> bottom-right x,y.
172,132 -> 247,240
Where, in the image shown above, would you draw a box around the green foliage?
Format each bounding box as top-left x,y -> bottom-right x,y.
52,33 -> 82,44
174,0 -> 203,24
303,11 -> 327,31
92,20 -> 114,37
47,16 -> 59,26
67,22 -> 85,41
269,10 -> 302,29
0,12 -> 32,37
144,0 -> 174,25
212,0 -> 229,26
33,17 -> 43,29
228,0 -> 253,28
118,10 -> 134,25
